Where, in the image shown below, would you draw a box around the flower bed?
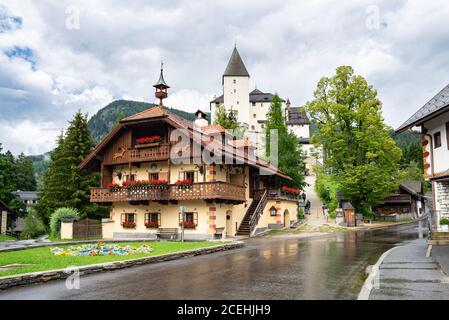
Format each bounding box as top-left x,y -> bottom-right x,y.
179,221 -> 196,229
136,135 -> 162,145
122,180 -> 168,188
281,186 -> 301,195
122,221 -> 136,229
50,243 -> 154,257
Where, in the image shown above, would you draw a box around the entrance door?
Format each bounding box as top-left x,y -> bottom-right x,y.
226,211 -> 233,236
284,210 -> 290,228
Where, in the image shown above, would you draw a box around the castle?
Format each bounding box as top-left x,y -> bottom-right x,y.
209,46 -> 317,164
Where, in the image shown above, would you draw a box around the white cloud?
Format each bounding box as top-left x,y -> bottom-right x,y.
0,0 -> 449,155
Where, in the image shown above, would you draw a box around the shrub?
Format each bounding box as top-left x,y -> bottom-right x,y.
314,169 -> 340,211
20,209 -> 48,239
329,211 -> 337,220
440,218 -> 449,226
50,208 -> 80,236
298,208 -> 305,220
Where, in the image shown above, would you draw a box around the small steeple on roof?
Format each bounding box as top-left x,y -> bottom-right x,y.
223,47 -> 250,78
153,62 -> 170,88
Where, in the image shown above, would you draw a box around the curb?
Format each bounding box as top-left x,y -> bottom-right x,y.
357,245 -> 402,300
0,241 -> 244,290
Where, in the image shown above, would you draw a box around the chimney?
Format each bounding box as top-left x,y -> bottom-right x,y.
194,109 -> 209,127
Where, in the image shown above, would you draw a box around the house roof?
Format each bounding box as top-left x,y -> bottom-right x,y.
400,181 -> 422,196
223,47 -> 250,78
287,107 -> 310,126
210,90 -> 284,104
396,84 -> 449,133
12,191 -> 39,201
153,68 -> 170,88
79,105 -> 292,181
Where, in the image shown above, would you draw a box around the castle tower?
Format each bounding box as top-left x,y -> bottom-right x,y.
222,46 -> 250,126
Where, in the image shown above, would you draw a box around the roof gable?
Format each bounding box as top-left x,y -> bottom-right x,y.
397,84 -> 449,132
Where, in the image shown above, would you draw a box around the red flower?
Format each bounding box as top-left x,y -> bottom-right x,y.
136,135 -> 162,145
121,221 -> 136,229
175,179 -> 193,186
281,186 -> 301,195
145,221 -> 159,228
107,183 -> 119,188
179,221 -> 196,229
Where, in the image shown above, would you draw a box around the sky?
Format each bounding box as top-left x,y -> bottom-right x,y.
0,0 -> 449,155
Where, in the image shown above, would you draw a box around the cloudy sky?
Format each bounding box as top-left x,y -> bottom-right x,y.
0,0 -> 449,155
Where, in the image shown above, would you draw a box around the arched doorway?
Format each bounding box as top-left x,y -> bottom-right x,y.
284,210 -> 290,228
226,210 -> 233,236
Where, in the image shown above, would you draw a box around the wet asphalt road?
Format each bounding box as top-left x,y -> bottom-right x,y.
0,222 -> 427,300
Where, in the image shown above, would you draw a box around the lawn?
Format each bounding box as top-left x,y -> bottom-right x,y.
0,235 -> 16,242
0,241 -> 221,277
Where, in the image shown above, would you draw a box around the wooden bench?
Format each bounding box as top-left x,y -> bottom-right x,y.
214,227 -> 225,239
156,228 -> 179,240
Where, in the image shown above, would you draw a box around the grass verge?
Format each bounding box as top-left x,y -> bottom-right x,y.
0,241 -> 220,277
0,235 -> 16,242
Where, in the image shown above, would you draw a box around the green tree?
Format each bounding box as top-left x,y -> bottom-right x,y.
265,94 -> 306,189
306,66 -> 402,214
14,153 -> 37,191
213,104 -> 245,138
37,112 -> 109,224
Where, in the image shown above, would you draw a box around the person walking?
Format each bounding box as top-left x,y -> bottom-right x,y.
322,204 -> 328,217
305,200 -> 311,215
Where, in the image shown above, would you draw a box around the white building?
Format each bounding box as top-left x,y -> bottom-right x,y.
397,83 -> 449,232
210,47 -> 317,161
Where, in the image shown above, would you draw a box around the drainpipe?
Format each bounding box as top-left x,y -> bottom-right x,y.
422,126 -> 436,229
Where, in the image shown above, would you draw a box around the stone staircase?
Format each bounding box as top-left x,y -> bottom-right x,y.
428,231 -> 449,245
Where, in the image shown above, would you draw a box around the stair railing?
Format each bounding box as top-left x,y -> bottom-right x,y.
249,189 -> 268,235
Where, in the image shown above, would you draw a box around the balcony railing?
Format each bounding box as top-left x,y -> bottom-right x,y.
253,188 -> 299,201
106,143 -> 170,165
91,182 -> 246,203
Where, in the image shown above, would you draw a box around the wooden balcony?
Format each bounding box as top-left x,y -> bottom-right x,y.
253,189 -> 299,202
105,143 -> 170,165
90,182 -> 246,204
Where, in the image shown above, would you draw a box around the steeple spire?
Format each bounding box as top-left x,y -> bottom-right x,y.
223,47 -> 250,79
153,61 -> 170,106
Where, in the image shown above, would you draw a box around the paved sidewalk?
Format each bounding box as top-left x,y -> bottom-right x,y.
303,175 -> 328,226
0,235 -> 51,251
369,239 -> 449,300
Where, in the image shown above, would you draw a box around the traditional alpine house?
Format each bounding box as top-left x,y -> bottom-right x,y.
80,67 -> 300,240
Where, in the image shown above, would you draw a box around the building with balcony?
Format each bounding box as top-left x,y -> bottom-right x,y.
396,83 -> 449,234
80,67 -> 300,240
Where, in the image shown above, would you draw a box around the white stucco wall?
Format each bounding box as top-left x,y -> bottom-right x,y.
424,111 -> 449,175
223,76 -> 250,126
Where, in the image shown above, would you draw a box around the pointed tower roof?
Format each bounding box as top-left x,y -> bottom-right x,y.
223,47 -> 250,78
153,63 -> 170,89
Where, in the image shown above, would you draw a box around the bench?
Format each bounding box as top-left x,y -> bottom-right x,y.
156,228 -> 179,240
214,227 -> 225,239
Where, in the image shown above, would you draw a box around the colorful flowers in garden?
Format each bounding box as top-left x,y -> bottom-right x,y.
179,221 -> 196,229
281,186 -> 301,195
136,135 -> 162,145
122,180 -> 169,188
175,179 -> 193,186
121,221 -> 136,229
50,243 -> 154,257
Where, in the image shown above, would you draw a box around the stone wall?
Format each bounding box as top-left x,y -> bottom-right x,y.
436,181 -> 449,215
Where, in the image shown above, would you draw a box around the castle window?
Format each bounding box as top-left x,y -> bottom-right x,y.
149,173 -> 159,181
270,206 -> 277,217
234,89 -> 236,93
252,102 -> 256,106
251,126 -> 255,130
233,80 -> 236,84
237,101 -> 239,105
253,114 -> 257,118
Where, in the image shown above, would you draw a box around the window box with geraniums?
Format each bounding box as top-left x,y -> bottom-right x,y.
122,221 -> 136,229
176,179 -> 193,189
281,186 -> 301,196
135,135 -> 162,148
179,221 -> 196,229
145,221 -> 159,229
107,183 -> 120,191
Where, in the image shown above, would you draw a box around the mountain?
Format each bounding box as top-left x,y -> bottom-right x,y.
31,100 -> 210,186
88,100 -> 208,143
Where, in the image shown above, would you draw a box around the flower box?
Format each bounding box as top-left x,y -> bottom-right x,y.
122,221 -> 136,229
107,183 -> 120,191
135,142 -> 161,149
145,222 -> 159,229
179,221 -> 196,229
136,136 -> 162,146
281,186 -> 301,195
175,179 -> 193,188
